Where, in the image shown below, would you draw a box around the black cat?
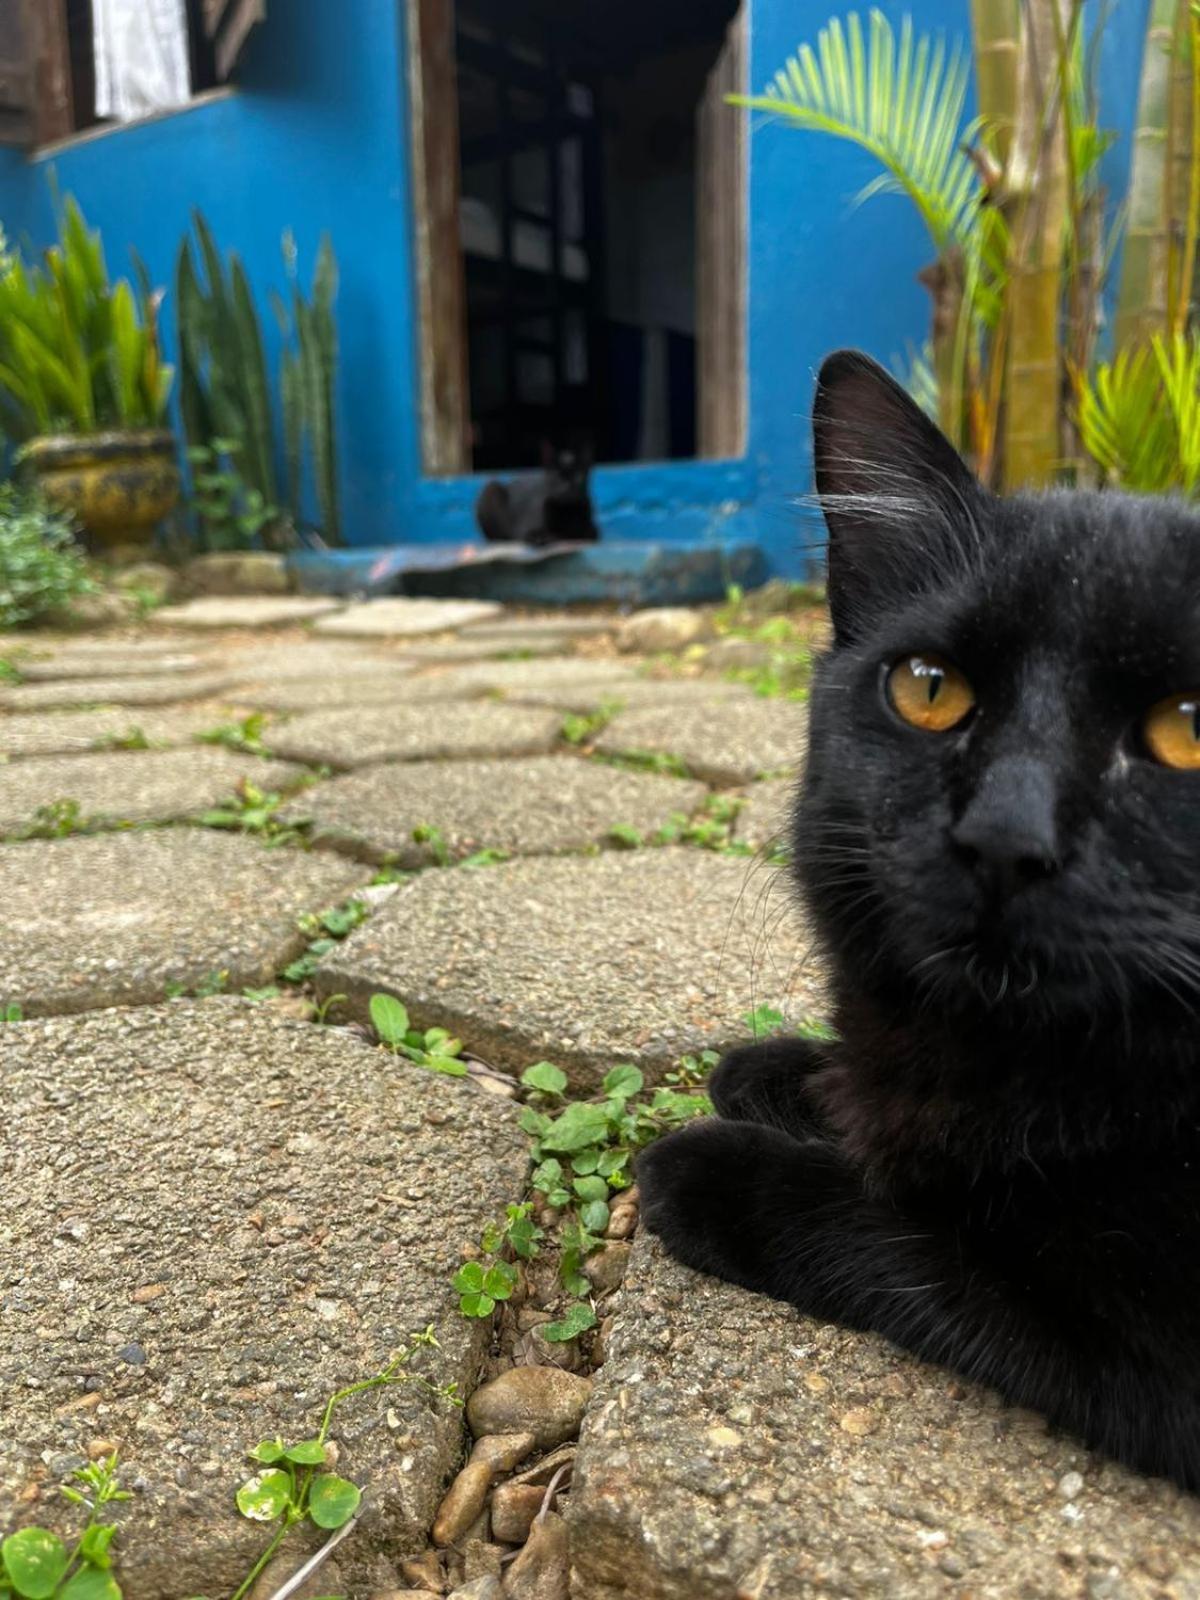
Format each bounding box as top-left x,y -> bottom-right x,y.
475,445 -> 598,546
640,349 -> 1200,1489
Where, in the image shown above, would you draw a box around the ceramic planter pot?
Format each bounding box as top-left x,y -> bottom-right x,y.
19,429 -> 180,549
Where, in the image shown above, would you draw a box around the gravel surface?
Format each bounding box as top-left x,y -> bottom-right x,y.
313,598 -> 502,637
232,670 -> 420,713
265,703 -> 563,769
1,830 -> 362,1014
281,755 -> 708,864
732,776 -> 796,852
0,673 -> 236,710
315,849 -> 818,1087
570,1235 -> 1200,1599
0,748 -> 308,833
509,679 -> 755,714
0,705 -> 236,759
152,597 -> 345,628
0,1001 -> 528,1597
594,699 -> 806,784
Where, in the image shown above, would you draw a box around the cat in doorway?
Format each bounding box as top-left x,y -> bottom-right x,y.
476,442 -> 599,546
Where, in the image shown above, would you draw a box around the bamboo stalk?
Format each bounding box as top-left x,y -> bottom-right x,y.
1115,0 -> 1178,349
1172,5 -> 1200,331
971,0 -> 1021,169
1002,0 -> 1070,488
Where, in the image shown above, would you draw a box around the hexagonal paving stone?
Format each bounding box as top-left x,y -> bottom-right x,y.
0,705 -> 235,760
152,596 -> 345,628
281,755 -> 709,864
232,669 -> 420,714
732,776 -> 795,852
1,830 -> 362,1015
0,748 -> 308,835
400,634 -> 575,664
225,641 -> 398,680
0,1001 -> 528,1598
466,615 -> 614,642
594,699 -> 806,784
17,651 -> 207,682
510,678 -> 755,714
265,702 -> 562,769
428,656 -> 638,698
0,673 -> 236,711
313,598 -> 502,637
315,849 -> 817,1088
571,1236 -> 1200,1599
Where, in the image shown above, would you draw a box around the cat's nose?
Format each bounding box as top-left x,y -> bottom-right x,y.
952,756 -> 1062,894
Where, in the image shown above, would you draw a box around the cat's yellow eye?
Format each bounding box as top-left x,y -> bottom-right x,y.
1144,694 -> 1200,769
886,653 -> 975,733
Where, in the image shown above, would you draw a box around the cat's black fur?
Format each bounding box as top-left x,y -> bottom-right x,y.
475,446 -> 598,546
639,350 -> 1200,1488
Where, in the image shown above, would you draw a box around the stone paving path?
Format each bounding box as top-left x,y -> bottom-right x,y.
3,596 -> 1195,1598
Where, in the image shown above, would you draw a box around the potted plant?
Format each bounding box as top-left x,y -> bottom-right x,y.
0,200 -> 178,551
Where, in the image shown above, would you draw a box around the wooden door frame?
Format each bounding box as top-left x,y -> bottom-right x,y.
404,0 -> 749,477
405,0 -> 471,475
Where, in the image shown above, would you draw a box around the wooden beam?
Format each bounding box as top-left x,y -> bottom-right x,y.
696,6 -> 747,460
30,0 -> 74,146
407,0 -> 471,474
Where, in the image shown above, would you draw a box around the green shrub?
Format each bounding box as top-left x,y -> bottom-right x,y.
0,483 -> 92,628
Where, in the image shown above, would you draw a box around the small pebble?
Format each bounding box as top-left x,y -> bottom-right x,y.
432,1460 -> 493,1546
448,1579 -> 502,1600
117,1343 -> 146,1367
583,1243 -> 631,1295
471,1431 -> 536,1473
466,1368 -> 592,1451
838,1408 -> 878,1437
513,1443 -> 575,1488
605,1205 -> 638,1241
461,1538 -> 503,1581
1058,1470 -> 1086,1499
490,1481 -> 546,1543
502,1511 -> 569,1600
399,1550 -> 444,1592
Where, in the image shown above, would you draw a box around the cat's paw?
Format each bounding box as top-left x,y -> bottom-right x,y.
709,1036 -> 832,1135
638,1117 -> 838,1295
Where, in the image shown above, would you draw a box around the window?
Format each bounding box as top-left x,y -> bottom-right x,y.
408,0 -> 747,476
0,0 -> 262,147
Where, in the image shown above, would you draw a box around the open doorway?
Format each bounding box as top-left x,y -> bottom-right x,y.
407,0 -> 746,476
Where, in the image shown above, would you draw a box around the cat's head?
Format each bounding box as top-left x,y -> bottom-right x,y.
799,350 -> 1200,1032
541,440 -> 592,500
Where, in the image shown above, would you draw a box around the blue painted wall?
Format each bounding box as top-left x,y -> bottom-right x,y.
0,0 -> 1154,576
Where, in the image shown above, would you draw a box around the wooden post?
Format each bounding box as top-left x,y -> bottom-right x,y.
696,6 -> 747,460
407,0 -> 471,474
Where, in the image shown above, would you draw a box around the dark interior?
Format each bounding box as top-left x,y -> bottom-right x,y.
455,0 -> 741,472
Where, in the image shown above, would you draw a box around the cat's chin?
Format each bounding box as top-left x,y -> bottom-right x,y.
903,939 -> 1120,1026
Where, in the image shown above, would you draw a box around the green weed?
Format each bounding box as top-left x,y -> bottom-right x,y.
228,1329 -> 460,1600
280,896 -> 370,983
199,780 -> 303,846
560,702 -> 620,746
198,713 -> 270,757
14,799 -> 87,840
0,1452 -> 130,1599
369,992 -> 468,1077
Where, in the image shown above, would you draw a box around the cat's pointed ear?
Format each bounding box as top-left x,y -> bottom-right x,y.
812,350 -> 985,642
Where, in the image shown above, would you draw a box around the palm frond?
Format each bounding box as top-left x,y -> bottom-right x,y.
731,10 -> 983,256
1074,335 -> 1200,494
891,339 -> 940,419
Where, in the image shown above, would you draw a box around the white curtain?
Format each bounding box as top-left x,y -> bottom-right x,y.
93,0 -> 192,123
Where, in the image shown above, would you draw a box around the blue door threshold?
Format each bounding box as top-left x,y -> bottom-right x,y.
288,539 -> 768,608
